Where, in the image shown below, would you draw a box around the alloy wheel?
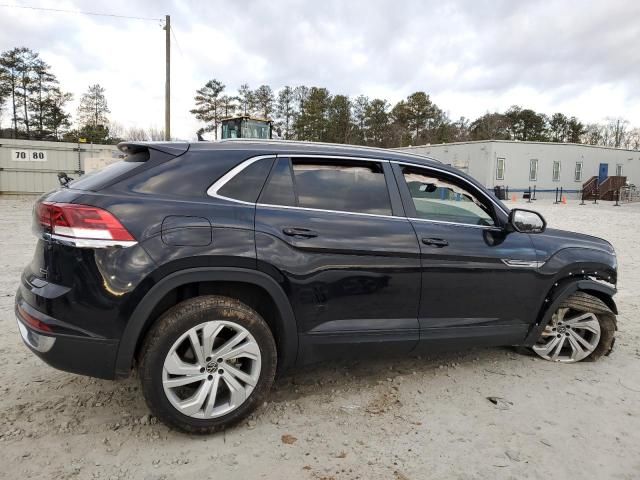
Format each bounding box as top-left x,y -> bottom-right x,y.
532,307 -> 601,363
162,321 -> 262,419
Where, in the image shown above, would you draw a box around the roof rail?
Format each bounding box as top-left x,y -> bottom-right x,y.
215,138 -> 442,163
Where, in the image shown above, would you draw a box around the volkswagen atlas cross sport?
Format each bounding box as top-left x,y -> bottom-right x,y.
16,140 -> 618,433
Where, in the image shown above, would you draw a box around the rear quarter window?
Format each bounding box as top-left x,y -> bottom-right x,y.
217,157 -> 275,203
124,150 -> 249,198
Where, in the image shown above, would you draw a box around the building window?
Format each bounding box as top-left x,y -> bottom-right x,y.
574,162 -> 583,182
552,161 -> 561,182
529,159 -> 538,182
616,164 -> 623,176
496,157 -> 505,181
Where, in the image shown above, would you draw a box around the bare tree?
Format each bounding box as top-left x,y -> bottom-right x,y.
606,117 -> 629,148
624,128 -> 640,151
147,127 -> 165,141
125,127 -> 148,141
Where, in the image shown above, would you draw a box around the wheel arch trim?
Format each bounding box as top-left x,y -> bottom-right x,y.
114,267 -> 298,378
523,278 -> 617,346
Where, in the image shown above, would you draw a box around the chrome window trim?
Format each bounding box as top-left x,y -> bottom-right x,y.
390,160 -> 509,217
208,154 -> 401,219
282,153 -> 389,162
407,217 -> 497,230
206,154 -> 509,228
206,154 -> 276,204
255,202 -> 408,221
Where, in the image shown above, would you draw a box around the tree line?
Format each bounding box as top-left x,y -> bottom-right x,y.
0,47 -> 164,144
2,46 -> 638,150
191,79 -> 640,150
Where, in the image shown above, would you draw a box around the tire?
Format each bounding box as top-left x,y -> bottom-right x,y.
532,291 -> 617,363
139,295 -> 277,434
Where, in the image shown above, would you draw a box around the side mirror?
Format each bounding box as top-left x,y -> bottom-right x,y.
507,208 -> 546,233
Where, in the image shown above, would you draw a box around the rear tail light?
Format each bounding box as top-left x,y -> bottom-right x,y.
17,304 -> 52,333
35,202 -> 136,247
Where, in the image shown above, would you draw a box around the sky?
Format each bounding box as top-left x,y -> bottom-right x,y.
0,0 -> 639,140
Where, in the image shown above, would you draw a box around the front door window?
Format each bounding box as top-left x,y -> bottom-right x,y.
400,166 -> 495,227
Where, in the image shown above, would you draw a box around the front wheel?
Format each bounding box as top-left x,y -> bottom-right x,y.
139,295 -> 277,434
532,291 -> 616,363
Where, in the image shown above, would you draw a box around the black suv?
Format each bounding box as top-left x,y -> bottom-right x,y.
16,140 -> 618,433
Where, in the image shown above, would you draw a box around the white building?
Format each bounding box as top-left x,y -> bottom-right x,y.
0,139 -> 119,194
397,140 -> 640,199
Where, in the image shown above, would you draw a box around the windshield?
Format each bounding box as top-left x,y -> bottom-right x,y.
242,120 -> 271,139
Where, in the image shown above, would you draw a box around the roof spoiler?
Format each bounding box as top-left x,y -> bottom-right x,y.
117,141 -> 190,156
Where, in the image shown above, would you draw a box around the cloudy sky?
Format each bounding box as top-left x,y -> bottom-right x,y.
1,0 -> 639,140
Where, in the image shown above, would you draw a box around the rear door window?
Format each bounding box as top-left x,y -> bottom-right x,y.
291,159 -> 391,215
259,158 -> 296,206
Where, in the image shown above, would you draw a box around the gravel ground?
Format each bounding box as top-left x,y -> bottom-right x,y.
1,195 -> 639,480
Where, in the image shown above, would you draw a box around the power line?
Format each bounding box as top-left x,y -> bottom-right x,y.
0,3 -> 162,22
170,26 -> 184,58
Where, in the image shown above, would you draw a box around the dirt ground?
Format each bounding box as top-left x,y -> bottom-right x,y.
1,195 -> 639,480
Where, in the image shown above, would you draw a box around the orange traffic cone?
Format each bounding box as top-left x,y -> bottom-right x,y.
561,196 -> 567,204
511,194 -> 517,202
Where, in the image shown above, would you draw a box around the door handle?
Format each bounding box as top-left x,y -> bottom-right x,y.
422,237 -> 448,248
282,227 -> 318,238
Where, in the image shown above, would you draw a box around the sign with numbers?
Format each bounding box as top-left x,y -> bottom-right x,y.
11,150 -> 48,162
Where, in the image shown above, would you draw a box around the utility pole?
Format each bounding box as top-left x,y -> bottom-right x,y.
164,14 -> 171,141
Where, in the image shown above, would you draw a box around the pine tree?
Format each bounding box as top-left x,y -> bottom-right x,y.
253,85 -> 275,119
190,79 -> 225,139
43,88 -> 72,140
219,95 -> 237,118
292,86 -> 310,139
237,83 -> 253,116
350,95 -> 369,145
0,48 -> 33,137
276,86 -> 295,139
326,94 -> 351,143
30,58 -> 58,139
364,99 -> 389,146
405,91 -> 437,139
77,84 -> 111,143
296,87 -> 330,141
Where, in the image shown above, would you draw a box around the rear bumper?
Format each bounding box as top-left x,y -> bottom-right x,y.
15,296 -> 119,380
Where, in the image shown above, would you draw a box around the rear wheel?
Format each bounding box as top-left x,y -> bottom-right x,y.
139,295 -> 277,434
532,292 -> 616,363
